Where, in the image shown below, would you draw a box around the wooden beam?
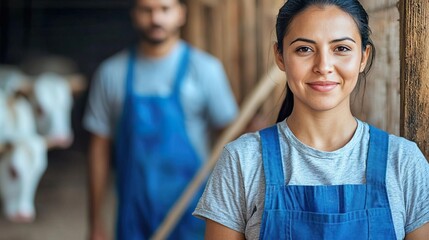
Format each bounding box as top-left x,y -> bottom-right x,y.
351,6 -> 400,135
240,0 -> 257,97
197,0 -> 219,7
183,0 -> 205,49
399,0 -> 429,159
259,0 -> 285,123
206,3 -> 223,60
223,0 -> 241,102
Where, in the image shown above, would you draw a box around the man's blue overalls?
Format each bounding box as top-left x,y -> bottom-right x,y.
259,125 -> 397,239
114,44 -> 204,239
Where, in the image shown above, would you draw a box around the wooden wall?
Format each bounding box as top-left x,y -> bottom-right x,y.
354,0 -> 400,134
1,0 -> 415,137
183,0 -> 403,133
182,0 -> 285,125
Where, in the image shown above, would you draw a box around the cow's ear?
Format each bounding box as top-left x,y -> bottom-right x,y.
0,143 -> 13,158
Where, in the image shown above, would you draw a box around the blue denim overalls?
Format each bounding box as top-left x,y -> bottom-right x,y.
114,44 -> 204,239
259,125 -> 397,239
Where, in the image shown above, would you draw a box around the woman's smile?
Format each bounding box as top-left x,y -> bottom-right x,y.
307,81 -> 339,92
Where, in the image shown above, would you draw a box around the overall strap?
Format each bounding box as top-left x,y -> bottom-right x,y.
260,125 -> 285,185
126,46 -> 136,96
366,125 -> 389,186
172,43 -> 191,96
365,125 -> 390,206
125,44 -> 191,98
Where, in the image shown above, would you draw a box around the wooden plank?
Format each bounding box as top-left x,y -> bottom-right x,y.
399,0 -> 429,159
240,0 -> 257,98
198,0 -> 219,7
183,0 -> 205,49
222,0 -> 241,102
257,0 -> 277,78
351,6 -> 400,135
259,0 -> 286,123
360,0 -> 397,12
207,4 -> 223,60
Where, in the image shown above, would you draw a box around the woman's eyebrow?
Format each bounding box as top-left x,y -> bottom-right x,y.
289,37 -> 356,45
330,37 -> 356,44
289,38 -> 316,45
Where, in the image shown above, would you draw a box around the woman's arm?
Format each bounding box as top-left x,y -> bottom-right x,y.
205,219 -> 245,240
405,222 -> 429,240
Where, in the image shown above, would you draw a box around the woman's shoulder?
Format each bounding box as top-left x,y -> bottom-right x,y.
224,130 -> 262,158
386,131 -> 423,156
222,124 -> 284,169
361,121 -> 420,153
386,133 -> 428,171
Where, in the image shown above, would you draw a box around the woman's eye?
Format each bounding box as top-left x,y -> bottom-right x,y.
296,47 -> 313,53
335,46 -> 351,52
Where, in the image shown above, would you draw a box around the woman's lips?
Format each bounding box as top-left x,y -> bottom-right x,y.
307,81 -> 339,92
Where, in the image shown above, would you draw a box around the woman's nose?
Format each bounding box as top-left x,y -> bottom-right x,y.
313,52 -> 334,75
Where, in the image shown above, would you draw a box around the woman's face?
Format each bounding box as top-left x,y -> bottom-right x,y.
275,5 -> 370,115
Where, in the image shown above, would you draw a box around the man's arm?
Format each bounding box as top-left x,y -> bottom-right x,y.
205,219 -> 245,240
405,222 -> 429,240
88,134 -> 111,240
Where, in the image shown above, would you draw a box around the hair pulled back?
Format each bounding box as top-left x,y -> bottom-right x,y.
276,0 -> 375,122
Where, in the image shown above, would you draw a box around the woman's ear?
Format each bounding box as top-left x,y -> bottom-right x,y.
360,44 -> 371,72
274,43 -> 286,71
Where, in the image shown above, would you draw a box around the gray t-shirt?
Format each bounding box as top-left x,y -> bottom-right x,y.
193,119 -> 429,239
83,41 -> 238,160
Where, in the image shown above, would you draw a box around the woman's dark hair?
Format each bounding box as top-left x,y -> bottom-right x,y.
276,0 -> 376,122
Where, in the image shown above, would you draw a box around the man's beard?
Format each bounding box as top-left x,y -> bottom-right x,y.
138,25 -> 179,45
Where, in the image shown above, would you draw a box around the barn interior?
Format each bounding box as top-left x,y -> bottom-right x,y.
0,0 -> 428,239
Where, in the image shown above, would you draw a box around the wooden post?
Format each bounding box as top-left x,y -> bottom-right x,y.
183,0 -> 206,49
240,0 -> 257,97
207,4 -> 223,60
398,0 -> 429,159
223,0 -> 241,102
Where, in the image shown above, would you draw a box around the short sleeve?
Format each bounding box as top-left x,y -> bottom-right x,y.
193,147 -> 246,233
403,144 -> 429,233
83,66 -> 114,137
203,59 -> 238,128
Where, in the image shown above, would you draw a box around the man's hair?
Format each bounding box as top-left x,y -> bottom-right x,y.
130,0 -> 186,8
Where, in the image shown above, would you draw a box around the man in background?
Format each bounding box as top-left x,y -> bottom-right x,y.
83,0 -> 238,239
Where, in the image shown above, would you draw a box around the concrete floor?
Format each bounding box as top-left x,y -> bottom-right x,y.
0,149 -> 116,240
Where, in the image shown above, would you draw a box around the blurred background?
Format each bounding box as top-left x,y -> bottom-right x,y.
0,0 -> 400,239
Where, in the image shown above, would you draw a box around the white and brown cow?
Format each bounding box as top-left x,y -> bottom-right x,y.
0,64 -> 82,223
0,89 -> 47,223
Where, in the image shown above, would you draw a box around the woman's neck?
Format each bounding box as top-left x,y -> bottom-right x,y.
286,107 -> 358,152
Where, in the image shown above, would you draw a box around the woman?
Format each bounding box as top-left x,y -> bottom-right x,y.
193,0 -> 429,239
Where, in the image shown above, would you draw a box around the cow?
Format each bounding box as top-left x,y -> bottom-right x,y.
32,72 -> 74,149
0,64 -> 83,223
0,89 -> 47,223
0,66 -> 75,149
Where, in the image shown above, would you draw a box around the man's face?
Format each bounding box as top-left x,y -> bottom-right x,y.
132,0 -> 186,45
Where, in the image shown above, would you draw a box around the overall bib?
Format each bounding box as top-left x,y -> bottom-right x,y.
115,44 -> 204,240
259,125 -> 397,240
